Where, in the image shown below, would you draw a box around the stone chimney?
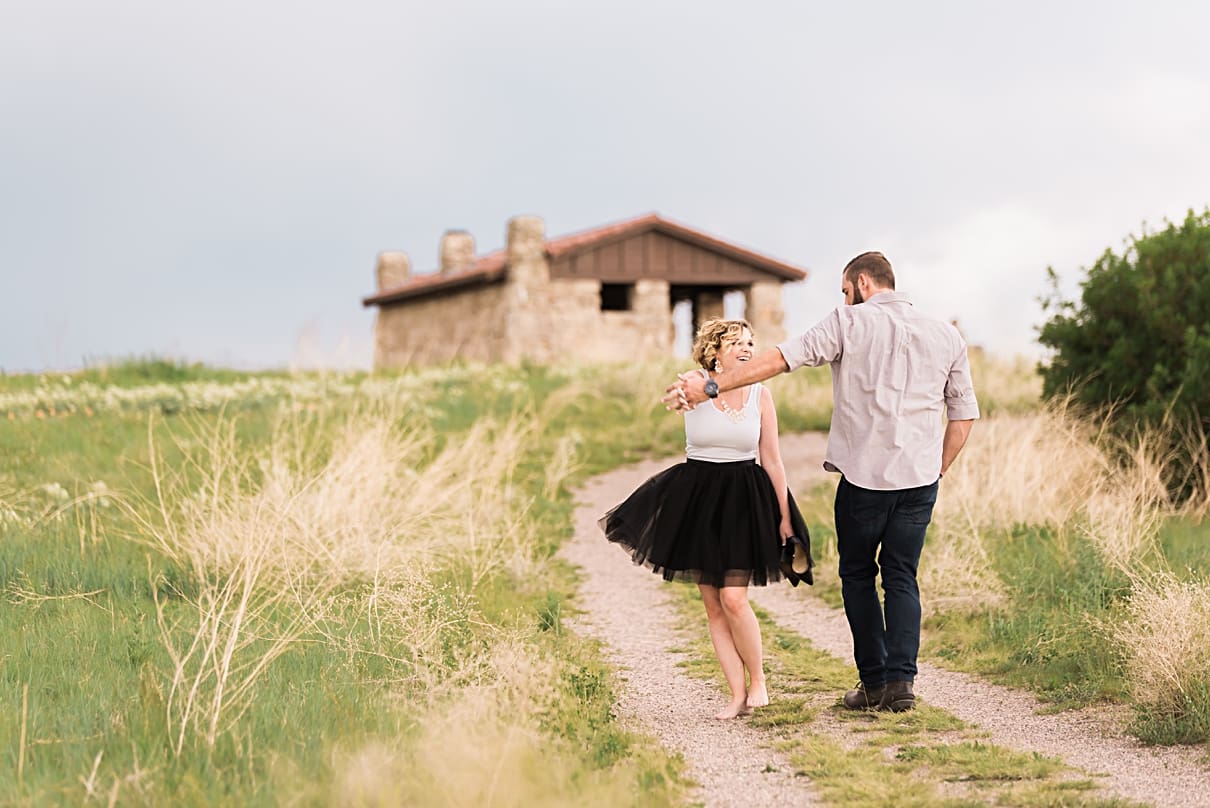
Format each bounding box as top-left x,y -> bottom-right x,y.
505,215 -> 547,292
376,251 -> 411,290
439,230 -> 475,274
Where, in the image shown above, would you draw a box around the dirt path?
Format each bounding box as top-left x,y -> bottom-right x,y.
568,462 -> 815,807
563,433 -> 1210,807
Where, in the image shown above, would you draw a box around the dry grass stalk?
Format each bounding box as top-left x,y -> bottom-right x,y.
936,399 -> 1190,589
131,401 -> 546,754
919,519 -> 1004,612
938,400 -> 1108,532
1174,416 -> 1210,520
330,640 -> 633,808
4,576 -> 109,613
967,353 -> 1043,414
1111,572 -> 1210,714
18,683 -> 28,786
920,406 -> 1103,610
542,433 -> 580,501
152,547 -> 328,755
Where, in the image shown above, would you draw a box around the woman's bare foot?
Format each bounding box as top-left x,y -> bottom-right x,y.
746,681 -> 769,709
714,698 -> 751,720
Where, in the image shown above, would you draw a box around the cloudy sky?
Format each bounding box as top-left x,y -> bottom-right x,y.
3,1 -> 1208,371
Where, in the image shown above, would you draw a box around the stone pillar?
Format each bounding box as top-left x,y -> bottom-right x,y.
375,251 -> 411,290
748,281 -> 787,345
440,230 -> 475,273
634,279 -> 674,354
503,216 -> 547,364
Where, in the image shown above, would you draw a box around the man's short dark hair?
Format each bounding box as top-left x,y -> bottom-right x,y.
843,251 -> 896,290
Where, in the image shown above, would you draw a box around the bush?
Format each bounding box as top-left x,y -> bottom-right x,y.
1038,208 -> 1210,500
1112,573 -> 1210,744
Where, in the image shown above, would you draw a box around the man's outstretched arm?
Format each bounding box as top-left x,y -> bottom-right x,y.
662,347 -> 790,410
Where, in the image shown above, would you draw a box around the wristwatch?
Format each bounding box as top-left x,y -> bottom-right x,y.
703,379 -> 719,399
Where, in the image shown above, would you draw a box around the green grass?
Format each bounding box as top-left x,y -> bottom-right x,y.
1157,517 -> 1210,578
662,585 -> 1135,807
0,363 -> 716,806
792,479 -> 1199,719
923,524 -> 1130,708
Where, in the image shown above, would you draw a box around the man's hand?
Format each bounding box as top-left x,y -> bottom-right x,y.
662,349 -> 790,412
662,372 -> 708,412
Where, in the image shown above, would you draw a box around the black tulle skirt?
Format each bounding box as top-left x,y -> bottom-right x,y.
599,458 -> 810,588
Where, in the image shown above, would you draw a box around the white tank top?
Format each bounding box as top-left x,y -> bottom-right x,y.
685,380 -> 763,462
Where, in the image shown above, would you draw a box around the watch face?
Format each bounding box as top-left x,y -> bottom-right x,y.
704,379 -> 719,398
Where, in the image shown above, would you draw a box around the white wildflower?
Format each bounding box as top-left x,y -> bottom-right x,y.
40,482 -> 70,502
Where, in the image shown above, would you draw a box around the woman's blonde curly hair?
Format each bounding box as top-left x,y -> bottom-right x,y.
691,318 -> 754,371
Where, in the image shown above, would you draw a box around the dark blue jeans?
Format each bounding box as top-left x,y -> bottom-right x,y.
834,477 -> 939,688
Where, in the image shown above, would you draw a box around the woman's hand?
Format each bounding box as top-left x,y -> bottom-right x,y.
780,516 -> 793,545
663,372 -> 708,412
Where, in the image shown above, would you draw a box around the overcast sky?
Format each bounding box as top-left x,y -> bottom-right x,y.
3,1 -> 1208,371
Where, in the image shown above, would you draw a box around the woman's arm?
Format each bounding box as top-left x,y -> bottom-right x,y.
757,386 -> 793,541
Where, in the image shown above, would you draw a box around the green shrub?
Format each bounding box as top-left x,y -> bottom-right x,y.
1038,208 -> 1210,500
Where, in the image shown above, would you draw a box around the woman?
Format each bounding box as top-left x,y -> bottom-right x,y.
599,318 -> 812,720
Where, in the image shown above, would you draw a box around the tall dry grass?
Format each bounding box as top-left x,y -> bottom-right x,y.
931,398 -> 1188,605
330,640 -> 641,808
1110,572 -> 1210,741
127,401 -> 551,757
931,390 -> 1210,729
966,351 -> 1042,416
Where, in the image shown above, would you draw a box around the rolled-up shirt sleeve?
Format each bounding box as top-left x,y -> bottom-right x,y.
777,310 -> 845,371
944,342 -> 981,420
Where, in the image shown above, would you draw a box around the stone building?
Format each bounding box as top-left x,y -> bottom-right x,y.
362,213 -> 807,367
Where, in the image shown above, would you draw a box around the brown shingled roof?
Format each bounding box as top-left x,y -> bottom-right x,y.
362,213 -> 806,307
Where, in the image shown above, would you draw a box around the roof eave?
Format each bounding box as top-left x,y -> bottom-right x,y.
363,267 -> 508,307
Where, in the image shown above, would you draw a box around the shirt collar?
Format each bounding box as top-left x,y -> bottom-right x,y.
864,290 -> 912,306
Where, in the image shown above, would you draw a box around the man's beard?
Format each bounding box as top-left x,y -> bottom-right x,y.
852,287 -> 864,305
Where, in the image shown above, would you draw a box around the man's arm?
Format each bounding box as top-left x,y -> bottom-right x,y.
940,419 -> 974,477
662,347 -> 790,410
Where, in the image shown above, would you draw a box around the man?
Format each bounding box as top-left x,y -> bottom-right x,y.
665,251 -> 978,712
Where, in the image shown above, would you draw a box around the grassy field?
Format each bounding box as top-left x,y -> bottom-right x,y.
2,354 -> 1208,805
0,360 -> 705,806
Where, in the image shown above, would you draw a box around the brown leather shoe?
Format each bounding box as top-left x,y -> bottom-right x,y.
879,680 -> 916,712
842,681 -> 885,710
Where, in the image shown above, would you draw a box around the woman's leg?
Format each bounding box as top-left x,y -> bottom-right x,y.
719,585 -> 768,708
699,584 -> 750,719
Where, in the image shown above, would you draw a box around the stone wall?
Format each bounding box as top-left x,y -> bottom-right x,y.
573,280 -> 674,363
504,278 -> 674,365
373,282 -> 509,367
501,216 -> 673,364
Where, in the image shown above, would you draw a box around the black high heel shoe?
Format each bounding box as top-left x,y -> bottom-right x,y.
779,534 -> 814,587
